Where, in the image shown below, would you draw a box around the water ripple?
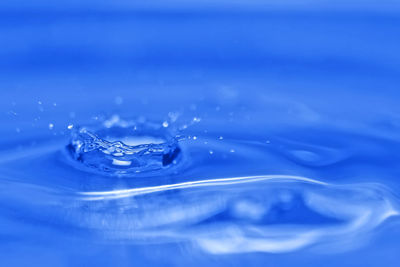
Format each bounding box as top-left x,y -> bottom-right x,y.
1,175 -> 397,254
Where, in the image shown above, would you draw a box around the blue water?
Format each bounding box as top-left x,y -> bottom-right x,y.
1,1 -> 400,266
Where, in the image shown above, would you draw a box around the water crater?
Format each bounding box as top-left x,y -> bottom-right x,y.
66,116 -> 182,176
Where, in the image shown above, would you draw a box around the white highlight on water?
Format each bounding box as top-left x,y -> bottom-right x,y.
76,175 -> 399,254
80,175 -> 327,199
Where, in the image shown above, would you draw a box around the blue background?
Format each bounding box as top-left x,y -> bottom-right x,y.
1,1 -> 400,266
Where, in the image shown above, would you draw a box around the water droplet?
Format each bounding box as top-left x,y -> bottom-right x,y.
219,136 -> 224,140
209,150 -> 214,155
48,123 -> 54,130
230,149 -> 235,153
162,121 -> 169,128
193,136 -> 198,140
67,124 -> 74,130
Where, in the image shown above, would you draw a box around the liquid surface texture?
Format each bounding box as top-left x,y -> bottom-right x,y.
1,1 -> 400,266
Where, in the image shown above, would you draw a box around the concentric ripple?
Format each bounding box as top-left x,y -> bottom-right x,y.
66,116 -> 182,176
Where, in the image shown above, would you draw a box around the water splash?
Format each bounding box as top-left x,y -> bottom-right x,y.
2,114 -> 400,260
66,116 -> 183,176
